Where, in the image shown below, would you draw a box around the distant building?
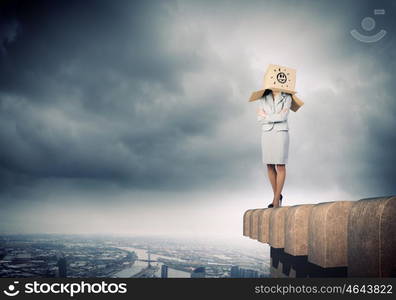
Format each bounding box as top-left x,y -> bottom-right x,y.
230,266 -> 240,278
57,253 -> 67,278
161,264 -> 168,278
239,268 -> 245,278
235,267 -> 259,278
243,269 -> 258,278
191,267 -> 205,278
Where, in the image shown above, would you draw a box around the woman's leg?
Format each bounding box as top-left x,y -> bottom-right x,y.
274,164 -> 286,207
266,164 -> 277,202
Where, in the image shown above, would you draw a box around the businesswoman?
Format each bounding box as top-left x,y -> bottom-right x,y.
256,89 -> 292,208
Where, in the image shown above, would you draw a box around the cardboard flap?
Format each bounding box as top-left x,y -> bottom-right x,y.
248,90 -> 265,102
291,94 -> 304,112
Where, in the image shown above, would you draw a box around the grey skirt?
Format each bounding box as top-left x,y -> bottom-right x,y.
261,129 -> 289,164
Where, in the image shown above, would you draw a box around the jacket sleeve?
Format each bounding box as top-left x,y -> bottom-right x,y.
257,114 -> 269,124
261,94 -> 292,123
256,99 -> 271,125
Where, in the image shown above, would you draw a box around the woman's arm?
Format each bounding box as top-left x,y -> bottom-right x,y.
256,100 -> 269,124
257,111 -> 268,124
259,94 -> 292,123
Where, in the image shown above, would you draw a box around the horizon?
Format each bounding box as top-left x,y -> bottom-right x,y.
1,0 -> 395,240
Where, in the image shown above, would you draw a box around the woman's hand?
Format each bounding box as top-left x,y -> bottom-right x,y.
257,108 -> 267,117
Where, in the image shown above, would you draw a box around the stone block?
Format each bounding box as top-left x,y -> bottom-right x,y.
243,209 -> 255,237
308,201 -> 354,268
348,196 -> 396,277
284,204 -> 314,256
269,207 -> 290,248
250,209 -> 266,240
257,209 -> 272,244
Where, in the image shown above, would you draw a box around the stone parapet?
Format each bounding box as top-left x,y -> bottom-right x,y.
243,196 -> 396,277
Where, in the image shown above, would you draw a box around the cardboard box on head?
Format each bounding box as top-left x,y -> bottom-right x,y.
248,64 -> 304,112
264,64 -> 296,94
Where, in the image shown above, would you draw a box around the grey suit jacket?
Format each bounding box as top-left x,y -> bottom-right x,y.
257,92 -> 292,131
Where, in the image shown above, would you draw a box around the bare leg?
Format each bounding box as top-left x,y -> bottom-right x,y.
266,164 -> 277,204
274,164 -> 286,207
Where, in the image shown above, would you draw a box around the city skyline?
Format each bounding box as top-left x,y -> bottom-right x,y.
0,233 -> 269,278
0,0 -> 395,242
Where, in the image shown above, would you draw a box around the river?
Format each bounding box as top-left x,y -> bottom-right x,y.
111,246 -> 191,278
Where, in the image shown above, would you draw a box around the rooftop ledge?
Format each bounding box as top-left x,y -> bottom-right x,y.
243,196 -> 396,277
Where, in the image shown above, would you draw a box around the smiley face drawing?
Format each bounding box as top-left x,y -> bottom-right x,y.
351,9 -> 387,43
276,72 -> 287,84
3,282 -> 20,297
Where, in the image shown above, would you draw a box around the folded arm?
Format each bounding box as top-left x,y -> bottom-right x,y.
257,95 -> 292,124
257,113 -> 269,124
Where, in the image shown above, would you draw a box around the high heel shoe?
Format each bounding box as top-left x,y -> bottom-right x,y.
268,194 -> 283,208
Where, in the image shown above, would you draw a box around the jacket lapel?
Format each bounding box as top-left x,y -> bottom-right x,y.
276,92 -> 286,105
263,92 -> 286,112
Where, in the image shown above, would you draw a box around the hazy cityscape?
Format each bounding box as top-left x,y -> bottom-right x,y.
0,234 -> 270,278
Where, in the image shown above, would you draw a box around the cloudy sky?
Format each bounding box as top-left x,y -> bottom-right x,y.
0,0 -> 395,245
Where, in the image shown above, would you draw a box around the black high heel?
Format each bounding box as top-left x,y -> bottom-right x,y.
268,194 -> 283,208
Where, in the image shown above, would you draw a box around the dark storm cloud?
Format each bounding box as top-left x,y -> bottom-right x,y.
0,0 -> 242,198
336,0 -> 396,195
0,0 -> 395,210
